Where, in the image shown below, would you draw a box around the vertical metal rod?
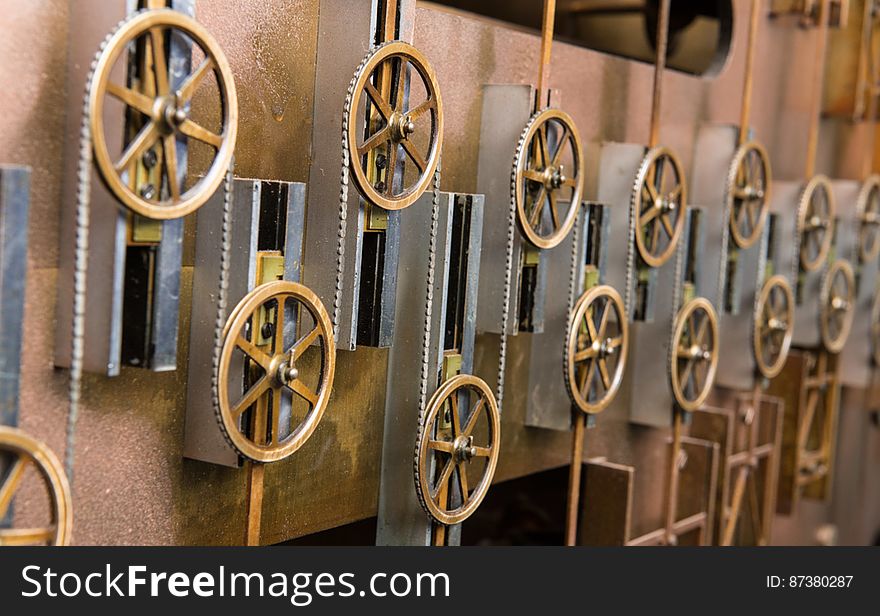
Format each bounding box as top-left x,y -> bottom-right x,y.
805,0 -> 831,178
738,0 -> 762,144
649,0 -> 672,148
721,466 -> 748,545
564,411 -> 588,546
245,461 -> 265,546
663,407 -> 683,545
536,0 -> 557,107
853,0 -> 874,122
382,0 -> 399,43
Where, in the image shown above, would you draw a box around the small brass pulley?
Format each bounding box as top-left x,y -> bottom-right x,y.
670,297 -> 719,412
632,146 -> 687,268
89,9 -> 238,220
0,427 -> 72,546
347,41 -> 443,211
856,175 -> 880,263
797,175 -> 835,272
727,141 -> 771,249
513,109 -> 585,249
564,285 -> 628,415
414,374 -> 500,526
753,275 -> 794,379
819,259 -> 855,354
216,281 -> 335,463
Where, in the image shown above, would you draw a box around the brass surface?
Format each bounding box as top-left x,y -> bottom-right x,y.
0,426 -> 71,546
728,140 -> 772,249
819,258 -> 856,353
346,41 -> 443,211
217,280 -> 335,463
754,275 -> 795,379
90,9 -> 238,220
670,298 -> 720,413
632,146 -> 687,268
564,285 -> 628,415
514,108 -> 584,249
798,174 -> 837,271
414,374 -> 500,526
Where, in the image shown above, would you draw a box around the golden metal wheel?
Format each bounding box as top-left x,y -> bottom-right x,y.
819,259 -> 856,354
414,374 -> 500,526
347,41 -> 443,211
753,275 -> 794,379
513,109 -> 584,249
727,141 -> 771,249
90,9 -> 238,220
216,281 -> 335,463
564,285 -> 628,414
632,146 -> 687,268
856,175 -> 880,263
670,297 -> 719,412
0,427 -> 71,546
797,175 -> 835,272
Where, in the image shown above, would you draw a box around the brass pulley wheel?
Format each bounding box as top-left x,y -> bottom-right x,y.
819,259 -> 856,354
414,374 -> 500,526
632,146 -> 687,268
856,175 -> 880,263
347,41 -> 443,211
753,275 -> 794,379
513,109 -> 584,249
797,175 -> 835,272
216,281 -> 335,463
0,427 -> 72,546
727,141 -> 771,249
564,285 -> 628,414
89,9 -> 238,220
670,297 -> 719,412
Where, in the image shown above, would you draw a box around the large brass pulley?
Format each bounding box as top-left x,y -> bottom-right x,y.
216,281 -> 335,463
797,175 -> 835,272
856,175 -> 880,263
414,374 -> 500,526
632,146 -> 687,268
513,109 -> 584,249
819,259 -> 855,354
753,275 -> 794,379
89,9 -> 238,220
346,41 -> 443,211
0,427 -> 72,546
670,297 -> 719,412
564,285 -> 628,415
727,141 -> 771,249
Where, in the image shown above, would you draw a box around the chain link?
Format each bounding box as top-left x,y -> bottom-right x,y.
561,205 -> 583,405
210,160 -> 235,445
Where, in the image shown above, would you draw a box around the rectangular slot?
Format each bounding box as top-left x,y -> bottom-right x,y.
444,196 -> 473,352
357,229 -> 387,347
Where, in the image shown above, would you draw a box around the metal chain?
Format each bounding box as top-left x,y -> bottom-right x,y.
412,163 -> 443,521
210,160 -> 235,443
498,119 -> 533,413
416,163 -> 443,416
624,155 -> 643,318
561,205 -> 583,403
64,15 -> 134,483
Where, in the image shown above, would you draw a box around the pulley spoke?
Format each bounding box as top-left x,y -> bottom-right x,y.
290,379 -> 319,407
401,138 -> 427,173
290,326 -> 321,361
106,82 -> 154,116
0,527 -> 55,546
457,463 -> 470,500
0,456 -> 28,519
163,134 -> 180,201
235,335 -> 272,369
177,57 -> 215,102
232,376 -> 270,417
115,121 -> 159,173
462,398 -> 485,437
363,80 -> 393,120
149,27 -> 170,96
179,119 -> 223,149
406,97 -> 435,122
357,126 -> 390,157
429,439 -> 455,454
